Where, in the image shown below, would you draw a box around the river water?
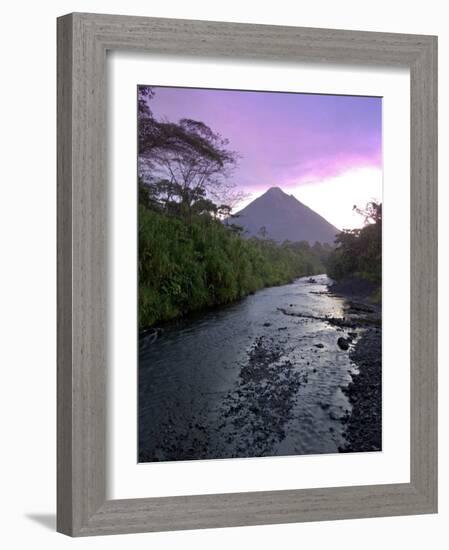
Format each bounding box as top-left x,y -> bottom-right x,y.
139,274 -> 358,462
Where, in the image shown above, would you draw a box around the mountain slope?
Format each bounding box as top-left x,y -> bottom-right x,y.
234,187 -> 339,245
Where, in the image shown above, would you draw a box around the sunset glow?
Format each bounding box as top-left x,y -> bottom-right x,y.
144,86 -> 382,229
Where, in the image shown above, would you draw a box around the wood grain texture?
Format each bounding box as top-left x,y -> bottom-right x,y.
57,13 -> 74,536
57,12 -> 438,536
409,37 -> 438,508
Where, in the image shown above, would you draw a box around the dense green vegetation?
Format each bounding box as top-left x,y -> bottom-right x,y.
326,202 -> 382,288
137,86 -> 329,327
139,206 -> 326,327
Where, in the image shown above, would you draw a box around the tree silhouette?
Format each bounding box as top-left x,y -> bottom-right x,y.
138,86 -> 240,219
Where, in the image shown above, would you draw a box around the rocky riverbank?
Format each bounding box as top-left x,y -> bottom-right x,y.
339,328 -> 381,452
329,279 -> 382,453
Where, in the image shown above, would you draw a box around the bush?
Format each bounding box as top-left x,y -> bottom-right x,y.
139,207 -> 325,327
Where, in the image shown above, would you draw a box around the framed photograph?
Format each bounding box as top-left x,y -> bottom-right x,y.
57,12 -> 437,536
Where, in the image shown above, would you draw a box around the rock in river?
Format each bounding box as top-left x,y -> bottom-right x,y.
337,337 -> 350,351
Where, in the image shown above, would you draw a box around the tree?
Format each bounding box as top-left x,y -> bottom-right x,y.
327,201 -> 382,284
353,201 -> 382,225
138,87 -> 240,219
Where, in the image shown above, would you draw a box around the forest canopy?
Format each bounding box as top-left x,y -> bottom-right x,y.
326,201 -> 382,291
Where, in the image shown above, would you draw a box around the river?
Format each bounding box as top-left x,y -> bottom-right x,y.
139,274 -> 359,462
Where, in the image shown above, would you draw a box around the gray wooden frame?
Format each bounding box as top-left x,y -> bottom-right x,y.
57,12 -> 438,537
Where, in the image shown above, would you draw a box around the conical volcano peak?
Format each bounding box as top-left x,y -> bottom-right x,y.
235,187 -> 339,245
262,186 -> 291,199
265,186 -> 285,194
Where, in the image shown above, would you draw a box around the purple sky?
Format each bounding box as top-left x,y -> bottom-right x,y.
142,86 -> 382,228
